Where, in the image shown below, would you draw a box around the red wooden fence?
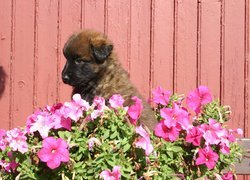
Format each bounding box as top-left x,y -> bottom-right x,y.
0,0 -> 249,178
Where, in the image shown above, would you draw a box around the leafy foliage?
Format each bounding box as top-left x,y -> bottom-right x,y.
0,86 -> 243,179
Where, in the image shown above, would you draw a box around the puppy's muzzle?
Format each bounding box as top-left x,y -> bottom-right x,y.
62,74 -> 70,84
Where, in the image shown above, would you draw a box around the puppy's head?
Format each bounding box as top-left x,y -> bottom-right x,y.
62,30 -> 113,87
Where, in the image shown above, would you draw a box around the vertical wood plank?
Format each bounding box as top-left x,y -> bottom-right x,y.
244,2 -> 250,179
83,0 -> 105,33
0,0 -> 12,130
130,0 -> 151,98
223,0 -> 245,131
59,0 -> 82,103
246,0 -> 250,139
35,0 -> 59,108
12,0 -> 35,128
245,2 -> 250,180
200,0 -> 221,98
175,0 -> 198,95
105,0 -> 131,71
151,0 -> 174,92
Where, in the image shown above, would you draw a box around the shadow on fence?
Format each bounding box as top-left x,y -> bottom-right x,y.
0,66 -> 7,99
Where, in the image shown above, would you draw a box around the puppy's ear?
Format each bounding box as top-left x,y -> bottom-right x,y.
90,37 -> 113,63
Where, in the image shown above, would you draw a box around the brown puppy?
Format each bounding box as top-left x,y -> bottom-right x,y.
62,29 -> 157,130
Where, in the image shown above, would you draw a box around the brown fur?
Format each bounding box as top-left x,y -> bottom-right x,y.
62,29 -> 157,130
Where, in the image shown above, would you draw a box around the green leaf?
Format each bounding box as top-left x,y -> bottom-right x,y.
58,131 -> 71,139
110,132 -> 118,139
171,146 -> 183,153
167,151 -> 174,159
123,143 -> 131,153
102,129 -> 110,139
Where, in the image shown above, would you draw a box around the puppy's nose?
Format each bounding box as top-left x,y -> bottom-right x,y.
62,74 -> 70,84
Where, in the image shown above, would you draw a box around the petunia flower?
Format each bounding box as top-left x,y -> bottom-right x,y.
219,138 -> 230,154
135,125 -> 154,156
0,129 -> 6,137
127,96 -> 143,125
0,129 -> 6,151
0,160 -> 19,173
200,118 -> 226,145
186,86 -> 212,114
50,113 -> 72,131
109,94 -> 125,109
222,171 -> 234,180
154,119 -> 180,142
90,96 -> 107,120
63,94 -> 90,122
152,86 -> 171,105
195,146 -> 219,170
47,103 -> 72,131
5,128 -> 28,154
100,166 -> 121,180
29,114 -> 54,139
185,126 -> 203,146
160,103 -> 190,130
37,137 -> 70,169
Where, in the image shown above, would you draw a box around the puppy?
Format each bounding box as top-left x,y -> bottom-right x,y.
62,29 -> 157,130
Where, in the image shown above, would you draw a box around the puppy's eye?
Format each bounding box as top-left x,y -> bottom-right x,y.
75,58 -> 84,65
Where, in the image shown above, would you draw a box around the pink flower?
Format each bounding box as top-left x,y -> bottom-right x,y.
47,103 -> 72,131
220,138 -> 230,154
236,128 -> 243,136
152,86 -> 171,105
185,126 -> 203,146
109,94 -> 125,109
29,114 -> 54,138
135,126 -> 154,156
200,118 -> 225,145
26,103 -> 72,135
154,120 -> 180,142
90,96 -> 107,120
0,129 -> 6,137
37,137 -> 70,169
186,86 -> 212,114
160,103 -> 190,130
222,171 -> 234,180
72,94 -> 90,111
219,128 -> 243,154
0,160 -> 19,173
47,103 -> 70,131
5,128 -> 28,154
128,96 -> 143,125
196,146 -> 219,170
0,129 -> 6,151
50,113 -> 72,131
227,128 -> 243,142
26,110 -> 47,133
63,94 -> 90,122
100,166 -> 121,180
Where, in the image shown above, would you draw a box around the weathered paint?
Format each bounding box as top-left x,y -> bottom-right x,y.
106,0 -> 131,71
246,0 -> 250,140
12,0 -> 35,128
59,0 -> 82,103
150,0 -> 174,92
35,0 -> 59,108
175,0 -> 198,95
200,0 -> 221,98
223,0 -> 245,133
0,0 -> 12,130
130,0 -> 151,98
0,0 -> 249,135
